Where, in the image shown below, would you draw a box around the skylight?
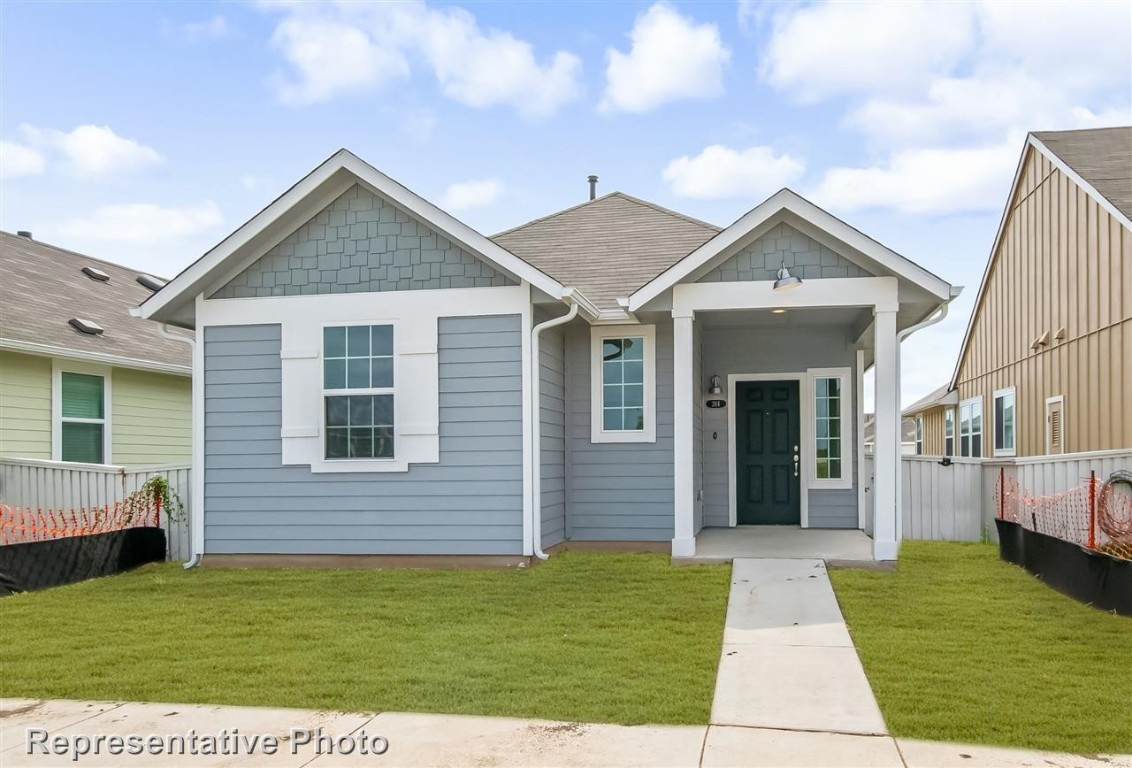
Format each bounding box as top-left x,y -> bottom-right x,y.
68,318 -> 104,335
82,266 -> 110,282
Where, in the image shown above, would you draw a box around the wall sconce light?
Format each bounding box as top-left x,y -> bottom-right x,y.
773,259 -> 803,291
706,374 -> 726,409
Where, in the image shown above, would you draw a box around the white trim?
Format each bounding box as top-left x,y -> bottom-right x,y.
589,324 -> 657,444
992,386 -> 1017,457
630,189 -> 950,311
51,359 -> 112,465
872,309 -> 899,560
671,277 -> 900,316
808,367 -> 854,490
855,349 -> 866,530
727,373 -> 810,529
944,407 -> 956,456
914,416 -> 924,455
1045,395 -> 1065,456
138,150 -> 571,324
1,338 -> 190,376
672,314 -> 696,556
520,283 -> 534,557
959,396 -> 984,458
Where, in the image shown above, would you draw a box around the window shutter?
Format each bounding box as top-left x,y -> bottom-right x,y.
61,373 -> 105,419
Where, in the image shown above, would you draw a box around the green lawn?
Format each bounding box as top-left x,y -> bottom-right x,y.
1,552 -> 730,725
831,541 -> 1132,755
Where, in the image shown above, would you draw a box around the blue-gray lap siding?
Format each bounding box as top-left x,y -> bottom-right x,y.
203,316 -> 524,555
539,325 -> 566,549
564,322 -> 675,541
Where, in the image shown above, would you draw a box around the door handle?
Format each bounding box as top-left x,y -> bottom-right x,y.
793,454 -> 800,476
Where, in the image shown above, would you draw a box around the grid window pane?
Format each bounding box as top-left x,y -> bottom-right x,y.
347,325 -> 370,357
324,325 -> 394,391
325,394 -> 394,459
324,359 -> 346,389
372,325 -> 393,356
371,357 -> 394,388
600,337 -> 645,432
622,338 -> 644,361
61,422 -> 103,463
61,373 -> 104,419
324,327 -> 346,358
814,376 -> 843,479
604,408 -> 622,431
347,358 -> 370,389
603,361 -> 622,384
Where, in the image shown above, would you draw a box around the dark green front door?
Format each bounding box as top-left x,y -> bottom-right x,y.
736,380 -> 801,525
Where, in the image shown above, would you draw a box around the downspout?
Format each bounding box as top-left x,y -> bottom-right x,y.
530,300 -> 580,560
158,323 -> 202,569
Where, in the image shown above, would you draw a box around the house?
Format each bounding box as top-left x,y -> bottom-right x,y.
863,414 -> 918,455
136,150 -> 958,563
905,127 -> 1131,458
0,231 -> 192,465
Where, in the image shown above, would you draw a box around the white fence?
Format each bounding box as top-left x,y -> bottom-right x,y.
0,458 -> 191,561
865,450 -> 1132,543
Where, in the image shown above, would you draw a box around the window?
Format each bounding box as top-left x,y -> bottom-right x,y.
915,416 -> 924,455
944,408 -> 955,456
591,325 -> 656,443
809,368 -> 853,488
994,387 -> 1016,456
959,398 -> 983,457
323,325 -> 394,460
55,369 -> 108,464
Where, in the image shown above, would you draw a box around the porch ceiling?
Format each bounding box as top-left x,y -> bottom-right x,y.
697,306 -> 868,331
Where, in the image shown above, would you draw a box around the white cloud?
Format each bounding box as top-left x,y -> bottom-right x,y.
809,136 -> 1021,216
0,140 -> 46,178
18,124 -> 163,177
600,3 -> 730,113
663,144 -> 805,200
180,15 -> 231,42
263,1 -> 583,119
440,179 -> 503,211
61,201 -> 223,245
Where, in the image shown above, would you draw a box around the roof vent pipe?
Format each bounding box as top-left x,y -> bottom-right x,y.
17,231 -> 32,239
588,175 -> 598,201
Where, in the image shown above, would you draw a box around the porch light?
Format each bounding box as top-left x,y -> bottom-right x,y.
706,375 -> 726,409
773,260 -> 803,291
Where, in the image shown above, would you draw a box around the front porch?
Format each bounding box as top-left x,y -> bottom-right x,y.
677,526 -> 875,564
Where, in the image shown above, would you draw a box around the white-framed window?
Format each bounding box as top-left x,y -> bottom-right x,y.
959,397 -> 983,457
808,367 -> 853,489
993,386 -> 1016,457
915,416 -> 924,455
52,361 -> 111,464
322,324 -> 395,460
944,408 -> 955,456
590,325 -> 656,443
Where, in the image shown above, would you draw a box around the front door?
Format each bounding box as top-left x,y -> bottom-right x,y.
736,380 -> 801,525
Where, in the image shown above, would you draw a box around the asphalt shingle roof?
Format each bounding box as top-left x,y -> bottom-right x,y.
0,231 -> 191,370
491,192 -> 721,309
1032,127 -> 1132,219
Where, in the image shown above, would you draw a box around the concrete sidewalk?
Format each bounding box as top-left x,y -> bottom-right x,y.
2,698 -> 1130,767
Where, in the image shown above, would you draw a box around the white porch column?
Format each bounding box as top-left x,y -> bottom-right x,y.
872,309 -> 899,560
672,310 -> 696,557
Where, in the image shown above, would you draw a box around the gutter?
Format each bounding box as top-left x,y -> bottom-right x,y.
529,294 -> 582,560
158,323 -> 203,570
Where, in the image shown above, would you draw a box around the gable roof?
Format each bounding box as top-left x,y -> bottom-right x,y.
138,149 -> 573,327
901,384 -> 957,417
949,127 -> 1132,389
863,415 -> 917,444
492,192 -> 720,310
0,231 -> 190,373
1031,127 -> 1132,221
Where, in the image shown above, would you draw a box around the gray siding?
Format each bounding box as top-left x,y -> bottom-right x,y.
203,315 -> 524,555
539,325 -> 566,549
564,321 -> 674,541
212,184 -> 517,299
701,325 -> 859,529
698,223 -> 872,282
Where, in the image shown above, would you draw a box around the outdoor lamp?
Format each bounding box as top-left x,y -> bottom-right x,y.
773,259 -> 803,291
706,375 -> 726,409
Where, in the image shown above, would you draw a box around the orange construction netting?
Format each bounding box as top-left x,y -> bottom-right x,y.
995,469 -> 1132,561
0,491 -> 161,546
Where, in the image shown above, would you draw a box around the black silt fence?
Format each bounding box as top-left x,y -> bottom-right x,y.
0,527 -> 166,595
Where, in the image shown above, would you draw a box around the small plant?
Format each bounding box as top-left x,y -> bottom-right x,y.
140,476 -> 186,523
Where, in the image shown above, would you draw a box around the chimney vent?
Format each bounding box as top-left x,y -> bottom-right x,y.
588,175 -> 598,201
17,230 -> 32,239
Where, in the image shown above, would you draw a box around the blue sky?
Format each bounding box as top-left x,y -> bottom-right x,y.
2,0 -> 1129,405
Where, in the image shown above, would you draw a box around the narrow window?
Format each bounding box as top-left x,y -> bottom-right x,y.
944,408 -> 955,456
915,416 -> 924,455
814,376 -> 844,479
959,398 -> 983,457
591,326 -> 656,443
323,325 -> 394,459
994,387 -> 1016,456
60,372 -> 106,463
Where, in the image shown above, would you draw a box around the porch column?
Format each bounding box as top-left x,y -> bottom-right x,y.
672,310 -> 696,557
872,309 -> 899,560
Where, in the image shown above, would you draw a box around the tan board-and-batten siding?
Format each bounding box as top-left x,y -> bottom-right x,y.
955,145 -> 1131,457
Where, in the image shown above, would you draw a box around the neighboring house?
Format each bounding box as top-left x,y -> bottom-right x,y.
136,150 -> 957,563
0,231 -> 192,465
900,386 -> 957,456
907,127 -> 1131,458
863,414 -> 918,455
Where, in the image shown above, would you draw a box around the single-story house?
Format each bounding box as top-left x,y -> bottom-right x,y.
863,414 -> 918,455
0,231 -> 192,465
904,127 -> 1131,458
136,150 -> 958,563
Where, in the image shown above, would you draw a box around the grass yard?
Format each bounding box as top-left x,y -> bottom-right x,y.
831,541 -> 1132,755
1,552 -> 730,725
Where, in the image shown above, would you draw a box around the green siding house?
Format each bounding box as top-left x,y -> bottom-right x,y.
0,231 -> 191,465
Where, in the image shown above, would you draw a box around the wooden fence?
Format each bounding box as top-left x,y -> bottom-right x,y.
865,449 -> 1132,542
0,458 -> 191,561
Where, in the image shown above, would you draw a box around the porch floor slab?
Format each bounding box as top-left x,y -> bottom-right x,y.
684,527 -> 874,563
710,559 -> 887,736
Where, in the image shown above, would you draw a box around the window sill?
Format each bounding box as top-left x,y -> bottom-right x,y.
590,430 -> 657,444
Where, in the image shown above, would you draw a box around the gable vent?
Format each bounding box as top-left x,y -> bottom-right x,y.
82,266 -> 110,282
68,318 -> 104,336
137,274 -> 166,291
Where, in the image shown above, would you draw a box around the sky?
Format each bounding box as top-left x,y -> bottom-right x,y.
1,0 -> 1129,407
